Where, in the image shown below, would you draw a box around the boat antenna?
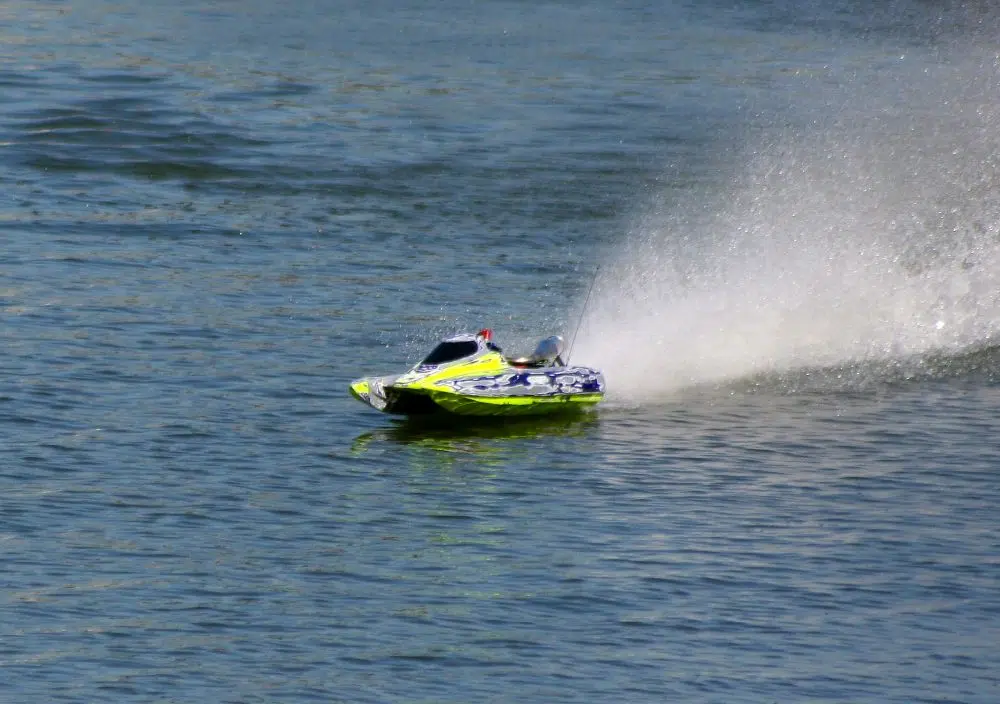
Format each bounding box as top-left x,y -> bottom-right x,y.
564,265 -> 599,365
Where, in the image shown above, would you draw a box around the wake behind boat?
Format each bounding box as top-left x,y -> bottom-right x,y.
349,329 -> 605,417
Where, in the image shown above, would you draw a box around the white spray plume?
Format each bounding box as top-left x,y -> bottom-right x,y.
573,49 -> 1000,400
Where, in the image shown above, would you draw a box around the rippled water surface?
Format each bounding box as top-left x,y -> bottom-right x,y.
2,1 -> 999,702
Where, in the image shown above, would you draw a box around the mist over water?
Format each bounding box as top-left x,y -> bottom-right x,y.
575,42 -> 1000,400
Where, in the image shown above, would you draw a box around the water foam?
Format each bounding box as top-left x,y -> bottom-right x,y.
573,47 -> 1000,400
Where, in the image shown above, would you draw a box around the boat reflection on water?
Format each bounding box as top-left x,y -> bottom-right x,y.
350,412 -> 601,455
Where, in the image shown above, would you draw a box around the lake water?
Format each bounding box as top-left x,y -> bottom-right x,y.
2,1 -> 999,702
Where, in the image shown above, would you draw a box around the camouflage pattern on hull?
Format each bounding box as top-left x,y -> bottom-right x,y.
428,389 -> 604,417
349,331 -> 605,418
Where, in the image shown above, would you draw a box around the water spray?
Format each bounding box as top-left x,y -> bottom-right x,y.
570,50 -> 1000,399
564,265 -> 599,365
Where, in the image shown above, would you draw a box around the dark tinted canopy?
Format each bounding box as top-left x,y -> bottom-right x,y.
421,340 -> 479,366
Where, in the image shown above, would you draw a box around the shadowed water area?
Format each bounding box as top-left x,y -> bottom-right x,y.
2,1 -> 999,702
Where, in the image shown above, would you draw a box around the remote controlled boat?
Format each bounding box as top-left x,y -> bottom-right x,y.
349,329 -> 605,417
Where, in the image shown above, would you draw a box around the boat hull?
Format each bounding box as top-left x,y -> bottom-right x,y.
349,337 -> 605,418
427,388 -> 603,417
350,367 -> 605,417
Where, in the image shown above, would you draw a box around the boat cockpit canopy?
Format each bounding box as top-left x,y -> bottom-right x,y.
420,339 -> 480,366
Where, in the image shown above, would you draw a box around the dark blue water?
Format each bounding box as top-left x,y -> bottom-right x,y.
2,1 -> 999,702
